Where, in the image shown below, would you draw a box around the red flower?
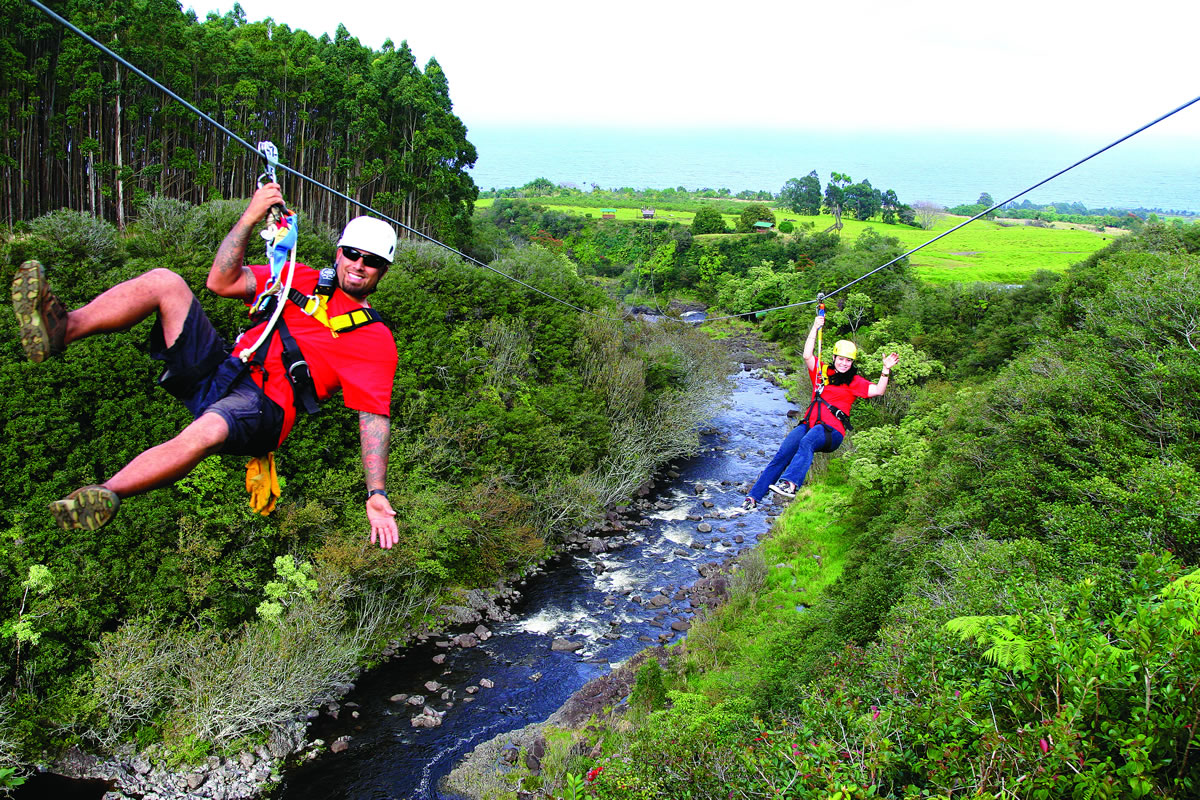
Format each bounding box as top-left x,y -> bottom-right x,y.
1039,738 -> 1050,754
586,766 -> 604,783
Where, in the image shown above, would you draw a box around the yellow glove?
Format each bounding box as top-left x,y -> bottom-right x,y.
245,453 -> 281,515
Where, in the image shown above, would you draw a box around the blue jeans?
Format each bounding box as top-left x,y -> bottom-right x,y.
749,424 -> 843,502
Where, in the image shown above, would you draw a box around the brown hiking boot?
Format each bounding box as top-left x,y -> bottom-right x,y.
50,485 -> 120,531
11,260 -> 68,363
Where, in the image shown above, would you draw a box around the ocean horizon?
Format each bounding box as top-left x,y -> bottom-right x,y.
465,125 -> 1199,213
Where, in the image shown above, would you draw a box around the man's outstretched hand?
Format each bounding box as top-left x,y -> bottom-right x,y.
367,493 -> 398,549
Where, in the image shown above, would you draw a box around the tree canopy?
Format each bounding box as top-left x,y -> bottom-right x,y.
691,205 -> 727,235
779,172 -> 822,215
0,1 -> 478,245
735,203 -> 775,233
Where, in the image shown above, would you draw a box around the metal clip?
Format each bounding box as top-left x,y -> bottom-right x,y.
256,140 -> 279,188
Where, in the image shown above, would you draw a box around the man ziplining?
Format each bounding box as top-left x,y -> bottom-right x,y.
10,182 -> 401,548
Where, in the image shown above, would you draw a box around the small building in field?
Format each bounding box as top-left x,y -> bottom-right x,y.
641,208 -> 655,219
601,208 -> 616,220
753,220 -> 775,232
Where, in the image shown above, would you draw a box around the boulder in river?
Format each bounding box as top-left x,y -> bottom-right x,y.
551,638 -> 584,652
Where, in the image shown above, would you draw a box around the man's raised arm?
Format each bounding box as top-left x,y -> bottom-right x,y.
207,182 -> 284,300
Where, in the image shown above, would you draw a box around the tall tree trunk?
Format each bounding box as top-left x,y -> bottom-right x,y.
87,105 -> 96,216
114,60 -> 125,231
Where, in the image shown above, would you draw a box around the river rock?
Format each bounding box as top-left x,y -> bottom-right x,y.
440,605 -> 478,625
432,654 -> 446,664
697,522 -> 712,533
455,633 -> 480,648
411,707 -> 444,729
647,594 -> 669,608
389,693 -> 408,703
475,624 -> 491,640
465,685 -> 479,694
238,751 -> 255,769
671,620 -> 692,632
330,737 -> 350,754
424,680 -> 442,692
551,638 -> 584,652
480,678 -> 495,689
407,695 -> 426,706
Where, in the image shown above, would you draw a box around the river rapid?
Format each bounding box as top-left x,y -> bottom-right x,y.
271,369 -> 794,800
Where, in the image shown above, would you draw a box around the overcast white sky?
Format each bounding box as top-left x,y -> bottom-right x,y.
200,0 -> 1200,139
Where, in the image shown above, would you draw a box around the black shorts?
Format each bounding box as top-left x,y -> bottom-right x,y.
148,299 -> 284,456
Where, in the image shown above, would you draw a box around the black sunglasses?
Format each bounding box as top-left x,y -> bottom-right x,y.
340,246 -> 389,269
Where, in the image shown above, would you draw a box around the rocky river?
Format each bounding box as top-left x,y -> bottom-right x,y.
270,366 -> 795,800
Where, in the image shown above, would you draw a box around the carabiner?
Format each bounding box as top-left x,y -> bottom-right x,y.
257,140 -> 279,188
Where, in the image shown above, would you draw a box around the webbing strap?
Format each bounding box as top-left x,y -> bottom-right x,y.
328,306 -> 381,332
248,314 -> 320,415
803,390 -> 853,433
253,290 -> 383,334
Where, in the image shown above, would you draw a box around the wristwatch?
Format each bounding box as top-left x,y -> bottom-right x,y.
367,489 -> 389,501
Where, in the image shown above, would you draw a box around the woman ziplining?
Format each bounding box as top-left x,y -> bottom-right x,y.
742,306 -> 898,510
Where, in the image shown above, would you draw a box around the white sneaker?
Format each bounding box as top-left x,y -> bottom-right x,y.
768,480 -> 797,498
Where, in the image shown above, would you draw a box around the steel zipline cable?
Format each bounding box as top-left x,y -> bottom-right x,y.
25,0 -> 1200,328
21,0 -> 625,321
703,93 -> 1200,323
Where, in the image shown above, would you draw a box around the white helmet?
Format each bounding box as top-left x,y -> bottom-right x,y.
337,216 -> 397,264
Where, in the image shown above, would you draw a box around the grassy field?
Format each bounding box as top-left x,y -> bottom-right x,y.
476,197 -> 736,227
789,213 -> 1119,284
476,198 -> 1119,283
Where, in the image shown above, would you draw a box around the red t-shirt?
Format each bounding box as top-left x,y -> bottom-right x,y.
233,264 -> 398,447
803,363 -> 871,436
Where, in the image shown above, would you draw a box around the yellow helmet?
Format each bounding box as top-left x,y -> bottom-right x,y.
831,340 -> 858,360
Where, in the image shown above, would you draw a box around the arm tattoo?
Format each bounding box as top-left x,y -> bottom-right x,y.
212,221 -> 256,299
359,411 -> 390,492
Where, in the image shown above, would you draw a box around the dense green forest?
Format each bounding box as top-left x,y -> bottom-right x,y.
0,198 -> 728,771
0,0 -> 478,244
474,223 -> 1200,799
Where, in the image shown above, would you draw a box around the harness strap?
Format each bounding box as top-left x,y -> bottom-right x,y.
254,289 -> 384,334
245,288 -> 383,417
248,314 -> 321,416
803,386 -> 853,433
